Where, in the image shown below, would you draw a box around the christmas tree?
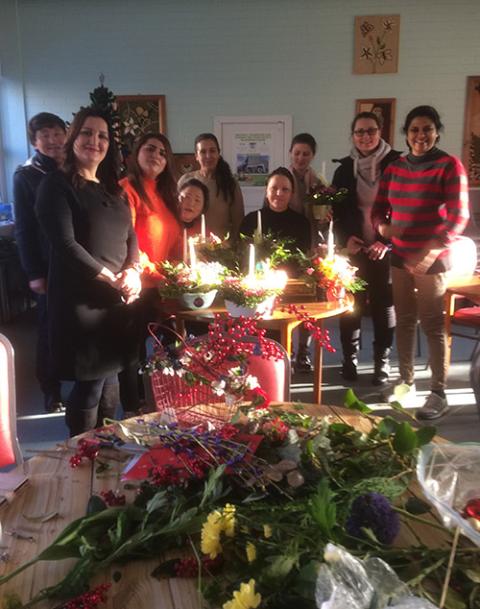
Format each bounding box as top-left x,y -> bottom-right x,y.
88,73 -> 121,145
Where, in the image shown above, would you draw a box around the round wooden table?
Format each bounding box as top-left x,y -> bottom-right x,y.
175,297 -> 353,404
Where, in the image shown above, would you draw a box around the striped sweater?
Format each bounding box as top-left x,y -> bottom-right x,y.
371,148 -> 469,271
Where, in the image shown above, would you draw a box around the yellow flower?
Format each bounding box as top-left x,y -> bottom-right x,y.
223,503 -> 236,538
222,579 -> 262,609
246,542 -> 257,563
201,510 -> 223,559
263,524 -> 272,538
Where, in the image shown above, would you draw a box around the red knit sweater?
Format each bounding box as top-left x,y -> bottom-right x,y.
372,148 -> 469,270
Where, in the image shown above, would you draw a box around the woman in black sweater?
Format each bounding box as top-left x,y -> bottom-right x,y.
332,111 -> 400,385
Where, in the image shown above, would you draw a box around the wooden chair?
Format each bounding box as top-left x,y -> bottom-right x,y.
0,333 -> 23,468
444,276 -> 480,370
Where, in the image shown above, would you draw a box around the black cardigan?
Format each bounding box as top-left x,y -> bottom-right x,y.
331,150 -> 401,248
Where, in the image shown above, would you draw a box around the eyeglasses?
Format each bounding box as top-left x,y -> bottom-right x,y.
353,128 -> 380,137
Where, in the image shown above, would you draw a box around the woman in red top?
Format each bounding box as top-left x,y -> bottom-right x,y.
120,133 -> 180,281
120,133 -> 181,413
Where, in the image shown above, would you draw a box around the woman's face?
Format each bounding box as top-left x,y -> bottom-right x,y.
406,116 -> 438,156
137,138 -> 167,179
266,174 -> 292,213
73,116 -> 109,170
195,138 -> 220,173
290,143 -> 314,174
352,118 -> 381,156
178,185 -> 205,223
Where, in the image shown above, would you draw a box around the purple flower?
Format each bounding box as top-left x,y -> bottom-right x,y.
346,492 -> 400,545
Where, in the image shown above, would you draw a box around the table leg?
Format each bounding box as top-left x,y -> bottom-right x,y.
279,322 -> 294,356
313,321 -> 323,404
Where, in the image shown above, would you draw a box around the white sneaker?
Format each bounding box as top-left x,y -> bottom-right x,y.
416,393 -> 449,421
386,381 -> 417,408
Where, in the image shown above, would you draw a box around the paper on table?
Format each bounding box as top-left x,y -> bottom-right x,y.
0,472 -> 28,504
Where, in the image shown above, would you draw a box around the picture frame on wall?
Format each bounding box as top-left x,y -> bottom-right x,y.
353,15 -> 400,75
355,98 -> 396,146
115,95 -> 167,159
174,153 -> 198,177
462,76 -> 480,187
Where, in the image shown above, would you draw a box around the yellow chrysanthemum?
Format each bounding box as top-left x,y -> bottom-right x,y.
222,579 -> 261,609
263,524 -> 272,539
201,510 -> 223,558
223,503 -> 236,538
245,542 -> 257,563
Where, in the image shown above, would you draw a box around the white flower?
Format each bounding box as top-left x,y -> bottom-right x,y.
245,375 -> 259,390
211,379 -> 226,396
162,366 -> 175,377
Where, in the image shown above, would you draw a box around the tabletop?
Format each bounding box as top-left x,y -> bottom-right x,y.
0,404 -> 452,608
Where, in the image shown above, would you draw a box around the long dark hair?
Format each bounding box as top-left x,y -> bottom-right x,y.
127,132 -> 177,214
194,133 -> 236,204
63,107 -> 121,195
178,177 -> 210,213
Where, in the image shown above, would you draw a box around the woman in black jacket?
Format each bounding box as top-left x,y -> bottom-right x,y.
332,111 -> 400,385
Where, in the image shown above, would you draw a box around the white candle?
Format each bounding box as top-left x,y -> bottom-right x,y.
188,237 -> 196,270
327,220 -> 334,259
200,214 -> 206,241
257,210 -> 262,237
182,229 -> 188,262
248,243 -> 255,277
321,161 -> 327,179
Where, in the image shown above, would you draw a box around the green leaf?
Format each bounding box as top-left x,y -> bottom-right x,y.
415,426 -> 436,447
343,389 -> 373,414
443,587 -> 467,609
86,494 -> 107,516
393,422 -> 418,455
465,569 -> 480,583
405,496 -> 431,515
146,490 -> 168,515
376,416 -> 399,437
200,464 -> 226,508
264,555 -> 296,579
308,479 -> 336,537
2,593 -> 23,609
292,561 -> 319,599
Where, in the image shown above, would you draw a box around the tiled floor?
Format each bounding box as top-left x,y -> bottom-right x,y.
1,306 -> 478,457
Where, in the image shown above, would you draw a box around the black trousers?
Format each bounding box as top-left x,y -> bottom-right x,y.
340,251 -> 395,362
66,375 -> 119,437
36,293 -> 62,401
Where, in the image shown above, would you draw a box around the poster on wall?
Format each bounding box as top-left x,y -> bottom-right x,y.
214,116 -> 292,188
355,98 -> 396,146
463,76 -> 480,187
353,15 -> 400,75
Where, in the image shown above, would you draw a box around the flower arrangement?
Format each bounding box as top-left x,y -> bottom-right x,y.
309,183 -> 348,207
156,260 -> 226,298
305,253 -> 366,296
3,394 -> 478,608
220,268 -> 288,308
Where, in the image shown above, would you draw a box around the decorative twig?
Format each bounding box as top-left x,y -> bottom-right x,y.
439,525 -> 461,608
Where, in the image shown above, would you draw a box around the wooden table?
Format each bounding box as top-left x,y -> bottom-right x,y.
0,405 -> 451,608
175,297 -> 353,404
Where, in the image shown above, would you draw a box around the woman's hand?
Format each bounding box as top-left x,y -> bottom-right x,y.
117,267 -> 142,304
29,277 -> 47,294
346,235 -> 365,255
366,241 -> 389,261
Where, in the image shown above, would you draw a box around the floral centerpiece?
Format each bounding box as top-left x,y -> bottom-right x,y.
308,183 -> 348,221
156,260 -> 226,309
304,253 -> 366,299
2,395 -> 478,609
220,267 -> 288,317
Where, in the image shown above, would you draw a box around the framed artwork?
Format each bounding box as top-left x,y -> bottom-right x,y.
115,95 -> 167,158
174,153 -> 198,177
213,115 -> 292,212
353,15 -> 400,75
462,76 -> 480,187
355,98 -> 396,146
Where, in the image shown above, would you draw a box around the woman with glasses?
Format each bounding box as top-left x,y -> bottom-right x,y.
332,111 -> 400,385
372,105 -> 469,420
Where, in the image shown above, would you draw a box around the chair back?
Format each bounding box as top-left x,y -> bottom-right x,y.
243,337 -> 291,402
0,334 -> 23,468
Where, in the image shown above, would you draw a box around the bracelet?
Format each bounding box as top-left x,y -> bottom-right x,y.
128,263 -> 143,273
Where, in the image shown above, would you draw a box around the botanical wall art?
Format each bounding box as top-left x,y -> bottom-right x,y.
463,76 -> 480,187
115,95 -> 166,159
355,98 -> 396,146
353,15 -> 400,75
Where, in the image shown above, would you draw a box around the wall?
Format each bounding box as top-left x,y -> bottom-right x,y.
1,0 -> 479,203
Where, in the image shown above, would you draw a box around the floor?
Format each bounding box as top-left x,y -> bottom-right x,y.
1,306 -> 478,459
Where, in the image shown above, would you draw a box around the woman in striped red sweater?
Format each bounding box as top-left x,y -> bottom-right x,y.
372,105 -> 469,420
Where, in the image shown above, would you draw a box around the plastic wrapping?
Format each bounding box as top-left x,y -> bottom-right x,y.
315,544 -> 439,609
417,442 -> 480,546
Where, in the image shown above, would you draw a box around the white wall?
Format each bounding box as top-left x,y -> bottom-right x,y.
1,0 -> 480,202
